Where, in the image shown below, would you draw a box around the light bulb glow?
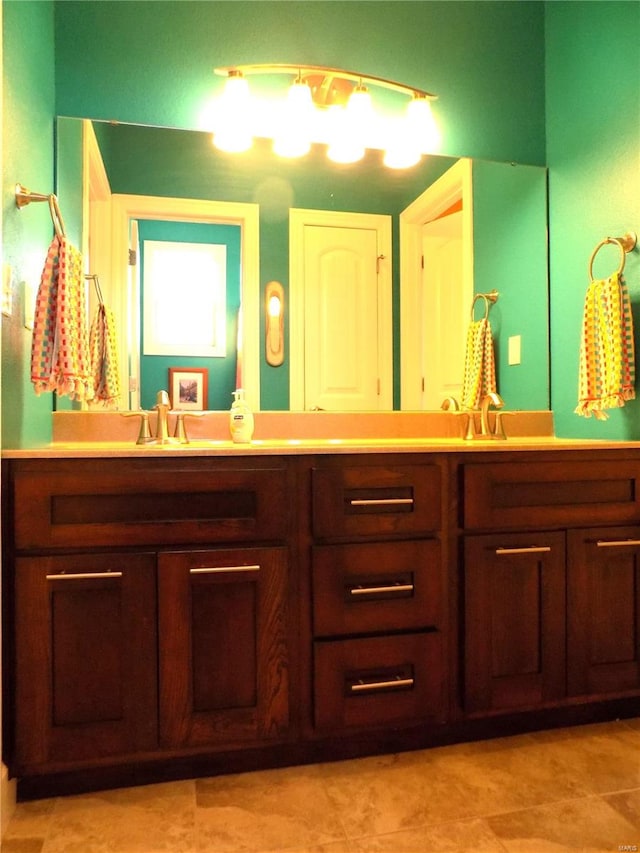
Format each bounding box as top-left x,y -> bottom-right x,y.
273,78 -> 314,158
213,71 -> 253,153
406,94 -> 441,152
268,294 -> 282,317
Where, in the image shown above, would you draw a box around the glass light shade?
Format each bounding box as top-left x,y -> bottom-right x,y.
383,141 -> 422,169
406,95 -> 441,152
212,72 -> 253,153
273,79 -> 313,158
326,95 -> 366,165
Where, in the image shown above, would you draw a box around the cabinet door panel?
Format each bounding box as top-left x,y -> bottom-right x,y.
158,548 -> 289,748
568,527 -> 640,697
15,553 -> 157,769
464,532 -> 566,714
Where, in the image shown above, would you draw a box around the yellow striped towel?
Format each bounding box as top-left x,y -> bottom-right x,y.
461,317 -> 497,410
575,271 -> 635,419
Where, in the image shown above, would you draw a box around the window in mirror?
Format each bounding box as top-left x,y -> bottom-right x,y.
142,240 -> 227,357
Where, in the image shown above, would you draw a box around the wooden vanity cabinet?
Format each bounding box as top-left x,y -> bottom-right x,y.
463,457 -> 640,715
5,457 -> 293,781
310,459 -> 446,732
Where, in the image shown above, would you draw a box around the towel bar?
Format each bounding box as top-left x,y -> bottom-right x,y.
15,182 -> 66,240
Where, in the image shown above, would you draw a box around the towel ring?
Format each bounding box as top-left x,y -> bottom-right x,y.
471,289 -> 499,321
588,231 -> 637,281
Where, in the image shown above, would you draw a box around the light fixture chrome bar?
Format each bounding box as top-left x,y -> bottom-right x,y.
214,64 -> 437,101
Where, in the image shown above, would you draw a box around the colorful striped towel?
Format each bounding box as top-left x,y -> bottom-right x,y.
575,271 -> 635,419
30,237 -> 93,401
90,303 -> 121,406
461,317 -> 497,410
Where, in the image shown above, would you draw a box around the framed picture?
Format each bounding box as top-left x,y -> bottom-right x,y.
168,367 -> 209,410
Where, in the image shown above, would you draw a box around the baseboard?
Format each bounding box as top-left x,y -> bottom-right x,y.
1,762 -> 17,838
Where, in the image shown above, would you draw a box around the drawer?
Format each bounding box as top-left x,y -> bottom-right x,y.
314,632 -> 444,730
312,463 -> 441,540
312,540 -> 441,637
464,460 -> 640,530
11,460 -> 289,549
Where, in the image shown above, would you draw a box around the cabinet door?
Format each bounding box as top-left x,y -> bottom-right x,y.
568,527 -> 640,698
158,548 -> 289,748
464,532 -> 566,714
14,553 -> 157,771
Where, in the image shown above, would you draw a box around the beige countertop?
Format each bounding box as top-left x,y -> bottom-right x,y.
3,435 -> 636,459
2,409 -> 634,458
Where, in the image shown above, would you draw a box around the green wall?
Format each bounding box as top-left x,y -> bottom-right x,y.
546,2 -> 640,438
2,0 -> 56,447
54,1 -> 546,166
6,1 -> 639,445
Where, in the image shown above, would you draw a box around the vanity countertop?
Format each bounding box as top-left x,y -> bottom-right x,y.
2,409 -> 632,458
3,435 -> 637,459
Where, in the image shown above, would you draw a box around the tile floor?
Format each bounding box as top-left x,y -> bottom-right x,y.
2,717 -> 640,853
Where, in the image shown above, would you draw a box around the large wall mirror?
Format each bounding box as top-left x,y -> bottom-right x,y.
56,117 -> 549,413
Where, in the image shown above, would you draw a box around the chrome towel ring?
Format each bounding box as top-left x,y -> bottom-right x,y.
588,231 -> 637,281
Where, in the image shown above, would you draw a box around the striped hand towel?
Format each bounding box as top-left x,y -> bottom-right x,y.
575,271 -> 635,419
90,303 -> 121,406
31,237 -> 93,401
461,317 -> 497,410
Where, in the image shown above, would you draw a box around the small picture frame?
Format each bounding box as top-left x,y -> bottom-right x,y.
168,367 -> 208,410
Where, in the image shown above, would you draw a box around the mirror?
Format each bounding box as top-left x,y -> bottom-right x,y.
56,117 -> 549,412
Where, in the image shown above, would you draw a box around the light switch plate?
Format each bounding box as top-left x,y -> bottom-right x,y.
508,335 -> 521,365
2,264 -> 13,317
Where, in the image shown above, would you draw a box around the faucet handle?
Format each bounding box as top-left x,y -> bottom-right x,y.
172,410 -> 205,443
121,410 -> 152,444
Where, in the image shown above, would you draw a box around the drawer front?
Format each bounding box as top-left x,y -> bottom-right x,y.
312,463 -> 441,540
312,540 -> 441,636
464,460 -> 640,530
12,462 -> 289,549
314,632 -> 444,730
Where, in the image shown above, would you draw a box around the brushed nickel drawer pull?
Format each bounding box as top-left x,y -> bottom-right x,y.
350,498 -> 414,507
189,564 -> 261,575
495,546 -> 552,555
46,571 -> 123,581
350,583 -> 414,596
350,676 -> 415,693
596,539 -> 640,548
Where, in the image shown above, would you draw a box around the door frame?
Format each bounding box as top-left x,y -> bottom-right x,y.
110,194 -> 260,412
399,157 -> 473,410
289,208 -> 393,411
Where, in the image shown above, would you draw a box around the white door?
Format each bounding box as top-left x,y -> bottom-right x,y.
290,210 -> 392,411
421,210 -> 465,409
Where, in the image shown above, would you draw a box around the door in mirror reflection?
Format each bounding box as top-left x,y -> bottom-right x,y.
290,210 -> 393,411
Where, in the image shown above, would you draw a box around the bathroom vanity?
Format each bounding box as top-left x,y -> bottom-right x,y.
3,436 -> 640,799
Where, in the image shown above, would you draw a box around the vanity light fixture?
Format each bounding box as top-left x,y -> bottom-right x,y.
265,280 -> 285,367
212,64 -> 439,168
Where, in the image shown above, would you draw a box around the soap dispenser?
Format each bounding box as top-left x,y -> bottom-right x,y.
229,389 -> 254,443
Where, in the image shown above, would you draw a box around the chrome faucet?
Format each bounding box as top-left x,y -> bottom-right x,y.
480,392 -> 505,438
